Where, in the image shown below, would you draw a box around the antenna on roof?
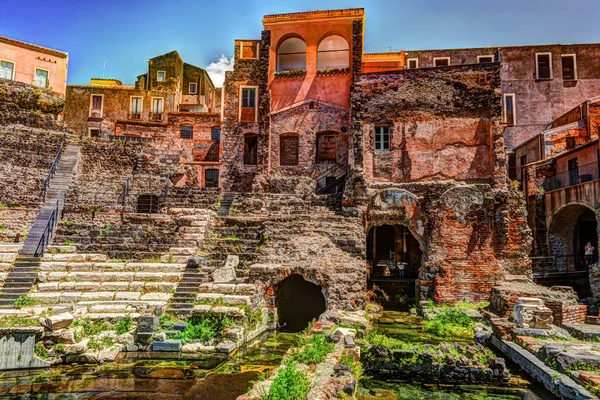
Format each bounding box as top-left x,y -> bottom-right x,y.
389,46 -> 392,52
102,58 -> 108,78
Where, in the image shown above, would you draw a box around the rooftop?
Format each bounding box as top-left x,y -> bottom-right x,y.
0,35 -> 68,58
263,8 -> 364,24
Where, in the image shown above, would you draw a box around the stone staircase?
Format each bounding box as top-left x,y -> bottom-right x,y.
0,145 -> 80,306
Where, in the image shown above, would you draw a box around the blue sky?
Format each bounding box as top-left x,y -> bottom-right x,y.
1,0 -> 598,86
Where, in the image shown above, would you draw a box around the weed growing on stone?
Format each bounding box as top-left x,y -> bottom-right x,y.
455,300 -> 490,310
290,334 -> 334,365
64,239 -> 73,246
366,332 -> 414,350
0,224 -> 4,230
34,342 -> 48,360
260,362 -> 311,400
12,295 -> 37,309
340,352 -> 363,381
171,315 -> 232,343
423,307 -> 474,339
0,315 -> 39,327
0,203 -> 6,209
54,343 -> 65,352
73,318 -> 111,336
114,315 -> 133,335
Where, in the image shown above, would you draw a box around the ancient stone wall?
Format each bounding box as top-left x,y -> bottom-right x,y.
0,128 -> 63,206
0,80 -> 65,130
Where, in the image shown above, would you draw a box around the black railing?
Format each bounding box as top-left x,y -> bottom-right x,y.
42,141 -> 64,202
531,254 -> 592,277
542,160 -> 599,192
33,195 -> 63,257
313,155 -> 348,193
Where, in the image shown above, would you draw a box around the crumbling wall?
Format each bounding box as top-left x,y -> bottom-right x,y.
0,80 -> 64,130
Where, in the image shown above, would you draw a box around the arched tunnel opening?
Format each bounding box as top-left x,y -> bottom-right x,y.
276,274 -> 326,333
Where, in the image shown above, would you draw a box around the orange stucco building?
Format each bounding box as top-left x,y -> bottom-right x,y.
0,35 -> 69,97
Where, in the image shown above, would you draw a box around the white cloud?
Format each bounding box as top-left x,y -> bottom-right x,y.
206,55 -> 234,87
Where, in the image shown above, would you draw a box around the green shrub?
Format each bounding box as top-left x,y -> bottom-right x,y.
261,362 -> 311,400
340,353 -> 363,381
171,315 -> 232,342
290,334 -> 334,365
74,318 -> 110,336
423,307 -> 474,338
34,342 -> 48,360
54,343 -> 65,352
455,300 -> 490,310
114,315 -> 133,335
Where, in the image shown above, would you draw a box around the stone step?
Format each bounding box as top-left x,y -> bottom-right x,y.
37,271 -> 182,283
160,255 -> 189,263
41,253 -> 107,262
0,244 -> 22,253
168,248 -> 196,256
195,293 -> 251,306
28,291 -> 172,304
0,254 -> 17,263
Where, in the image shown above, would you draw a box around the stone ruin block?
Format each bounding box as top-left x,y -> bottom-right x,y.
511,297 -> 553,329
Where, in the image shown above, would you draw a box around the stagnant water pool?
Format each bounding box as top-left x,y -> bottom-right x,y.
0,312 -> 557,399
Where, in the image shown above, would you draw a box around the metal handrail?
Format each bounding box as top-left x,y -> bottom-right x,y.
42,141 -> 64,202
33,195 -> 64,257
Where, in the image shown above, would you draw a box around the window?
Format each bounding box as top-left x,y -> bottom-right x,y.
136,194 -> 159,214
374,126 -> 391,152
204,169 -> 219,188
211,127 -> 221,141
568,158 -> 579,186
317,133 -> 337,164
244,135 -> 258,165
434,57 -> 450,67
157,71 -> 165,82
34,68 -> 49,88
280,134 -> 299,166
277,38 -> 307,71
317,35 -> 350,69
561,55 -> 577,80
151,98 -> 163,120
406,58 -> 418,69
520,155 -> 527,168
535,53 -> 552,79
566,136 -> 576,150
0,60 -> 14,80
89,129 -> 100,138
91,95 -> 103,110
240,87 -> 257,122
180,125 -> 193,139
503,94 -> 516,125
130,97 -> 142,119
189,82 -> 197,93
240,41 -> 260,59
508,153 -> 517,180
477,55 -> 494,63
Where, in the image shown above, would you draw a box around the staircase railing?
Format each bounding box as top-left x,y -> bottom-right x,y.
33,195 -> 64,257
312,155 -> 349,193
42,141 -> 64,202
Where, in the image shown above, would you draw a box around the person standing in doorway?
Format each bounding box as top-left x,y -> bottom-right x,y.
585,242 -> 595,267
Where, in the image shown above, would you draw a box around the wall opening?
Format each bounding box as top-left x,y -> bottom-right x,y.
544,204 -> 596,298
366,224 -> 422,308
276,274 -> 326,333
136,194 -> 160,214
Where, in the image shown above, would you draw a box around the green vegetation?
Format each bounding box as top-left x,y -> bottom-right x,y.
455,300 -> 489,310
340,353 -> 363,381
423,307 -> 474,338
12,295 -> 38,308
74,318 -> 111,336
0,203 -> 7,209
290,334 -> 334,365
367,332 -> 414,350
566,361 -> 600,372
54,343 -> 65,352
261,362 -> 311,400
64,239 -> 73,246
34,342 -> 48,360
0,316 -> 39,327
0,224 -> 5,230
114,315 -> 133,335
170,315 -> 232,342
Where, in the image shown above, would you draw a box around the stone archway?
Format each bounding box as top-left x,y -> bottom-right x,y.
546,203 -> 597,298
276,274 -> 326,332
366,189 -> 426,307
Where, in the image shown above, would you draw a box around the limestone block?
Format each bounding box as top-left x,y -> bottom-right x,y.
168,247 -> 196,256
210,284 -> 236,294
29,292 -> 60,304
79,292 -> 115,301
140,293 -> 170,301
68,272 -> 103,282
74,282 -> 99,291
58,282 -> 76,291
181,343 -> 215,354
0,253 -> 16,263
115,292 -> 141,301
64,339 -> 89,355
215,340 -> 237,354
196,293 -> 250,306
37,282 -> 59,292
66,262 -> 94,272
212,306 -> 245,318
137,316 -> 159,334
511,297 -> 553,329
144,282 -> 177,292
128,281 -> 144,291
39,312 -> 73,331
39,262 -> 67,271
212,256 -> 238,283
102,272 -> 135,282
234,284 -> 256,295
100,282 -> 130,291
60,292 -> 82,303
47,272 -> 67,282
191,305 -> 212,315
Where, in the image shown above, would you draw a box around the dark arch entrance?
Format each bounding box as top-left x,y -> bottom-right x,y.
366,224 -> 423,308
544,204 -> 597,299
276,274 -> 326,333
